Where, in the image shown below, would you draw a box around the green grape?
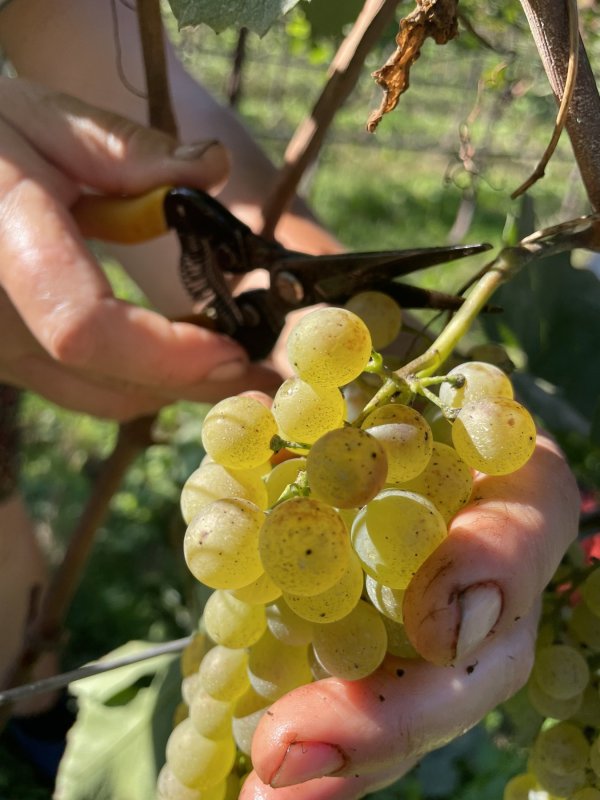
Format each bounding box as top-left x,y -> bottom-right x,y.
189,689 -> 232,740
229,570 -> 282,605
362,404 -> 433,483
165,718 -> 235,790
352,489 -> 447,589
306,427 -> 388,508
590,734 -> 600,778
231,685 -> 271,756
247,628 -> 312,701
338,507 -> 359,531
581,568 -> 600,617
259,497 -> 351,596
312,599 -> 388,680
201,396 -> 278,469
365,575 -> 405,623
309,646 -> 332,680
502,772 -> 541,800
202,453 -> 269,480
573,683 -> 600,727
532,644 -> 590,700
183,499 -> 264,590
272,377 -> 346,444
530,759 -> 587,798
380,614 -> 419,658
203,591 -> 266,649
223,773 -> 244,800
342,376 -> 380,423
531,721 -> 590,777
283,550 -> 364,623
286,306 -> 373,388
527,674 -> 583,720
180,631 -> 210,678
266,597 -> 314,646
570,789 -> 600,800
173,702 -> 189,727
451,398 -> 537,475
157,764 -> 227,800
396,441 -> 473,522
180,463 -> 268,524
344,290 -> 402,350
422,405 -> 454,447
181,673 -> 201,706
197,645 -> 249,702
439,361 -> 514,409
264,457 -> 307,506
569,601 -> 600,650
467,343 -> 514,374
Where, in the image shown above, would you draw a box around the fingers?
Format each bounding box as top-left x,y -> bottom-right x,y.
0,77 -> 230,196
403,434 -> 579,665
0,178 -> 277,396
0,278 -> 280,422
247,610 -> 538,797
2,354 -> 165,421
0,77 -> 278,416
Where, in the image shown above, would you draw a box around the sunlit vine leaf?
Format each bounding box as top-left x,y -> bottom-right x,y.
166,0 -> 303,36
54,641 -> 181,800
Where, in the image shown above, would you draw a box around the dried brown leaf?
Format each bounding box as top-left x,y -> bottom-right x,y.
367,0 -> 459,132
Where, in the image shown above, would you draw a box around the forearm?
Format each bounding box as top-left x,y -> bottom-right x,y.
0,0 -> 341,252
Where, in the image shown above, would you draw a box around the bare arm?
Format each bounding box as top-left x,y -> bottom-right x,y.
0,0 -> 341,253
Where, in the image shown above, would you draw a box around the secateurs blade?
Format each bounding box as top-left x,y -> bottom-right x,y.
73,186 -> 492,360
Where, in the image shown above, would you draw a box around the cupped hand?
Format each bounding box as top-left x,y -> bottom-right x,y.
0,77 -> 280,420
241,435 -> 580,799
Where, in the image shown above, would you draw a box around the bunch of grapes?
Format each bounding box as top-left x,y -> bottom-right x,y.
504,550 -> 600,800
157,293 -> 539,800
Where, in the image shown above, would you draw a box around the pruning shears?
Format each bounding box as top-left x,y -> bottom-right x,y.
73,186 -> 492,360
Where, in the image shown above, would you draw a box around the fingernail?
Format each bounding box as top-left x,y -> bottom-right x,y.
270,741 -> 346,788
173,139 -> 221,160
205,359 -> 248,381
455,583 -> 502,661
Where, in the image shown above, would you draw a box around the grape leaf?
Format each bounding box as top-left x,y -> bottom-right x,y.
483,250 -> 600,424
55,641 -> 181,800
302,0 -> 365,38
166,0 -> 303,36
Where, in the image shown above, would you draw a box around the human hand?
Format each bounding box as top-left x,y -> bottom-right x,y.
241,434 -> 579,799
0,77 -> 280,420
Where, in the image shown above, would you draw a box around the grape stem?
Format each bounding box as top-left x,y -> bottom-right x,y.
270,471 -> 310,508
270,434 -> 312,453
398,247 -> 525,380
354,352 -> 413,425
354,230 -> 577,425
353,248 -> 525,425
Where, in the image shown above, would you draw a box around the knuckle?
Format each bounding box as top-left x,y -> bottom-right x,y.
103,122 -> 173,190
46,304 -> 98,367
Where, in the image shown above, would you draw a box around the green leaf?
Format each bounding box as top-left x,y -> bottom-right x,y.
166,0 -> 303,36
301,0 -> 365,38
483,252 -> 600,425
55,641 -> 182,800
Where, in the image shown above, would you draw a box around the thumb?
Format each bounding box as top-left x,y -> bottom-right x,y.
1,77 -> 230,196
403,435 -> 579,665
